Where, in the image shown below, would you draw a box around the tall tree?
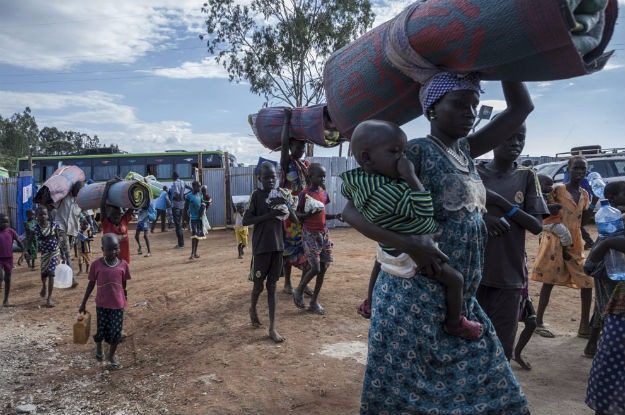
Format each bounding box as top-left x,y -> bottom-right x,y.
200,0 -> 374,108
0,108 -> 39,174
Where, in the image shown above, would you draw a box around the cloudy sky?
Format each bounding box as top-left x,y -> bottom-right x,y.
0,0 -> 623,165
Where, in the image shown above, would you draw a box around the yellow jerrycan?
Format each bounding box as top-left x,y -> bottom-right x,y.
73,311 -> 91,344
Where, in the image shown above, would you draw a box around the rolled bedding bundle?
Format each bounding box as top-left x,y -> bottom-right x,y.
76,180 -> 151,210
248,104 -> 345,150
323,0 -> 618,138
125,171 -> 162,198
34,165 -> 86,204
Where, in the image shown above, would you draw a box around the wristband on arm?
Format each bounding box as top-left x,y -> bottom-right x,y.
506,205 -> 519,217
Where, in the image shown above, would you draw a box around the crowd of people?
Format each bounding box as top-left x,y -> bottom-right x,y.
1,74 -> 624,414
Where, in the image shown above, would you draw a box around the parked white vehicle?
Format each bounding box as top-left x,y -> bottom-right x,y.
534,146 -> 625,184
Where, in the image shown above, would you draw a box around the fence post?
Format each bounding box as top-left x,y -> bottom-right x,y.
224,152 -> 232,225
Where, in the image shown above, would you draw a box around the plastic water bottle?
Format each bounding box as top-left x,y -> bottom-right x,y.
587,171 -> 606,199
595,199 -> 625,281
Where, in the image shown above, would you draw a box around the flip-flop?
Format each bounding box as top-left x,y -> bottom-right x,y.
293,291 -> 306,309
534,325 -> 555,338
109,360 -> 121,369
512,356 -> 532,370
95,350 -> 104,361
308,302 -> 325,315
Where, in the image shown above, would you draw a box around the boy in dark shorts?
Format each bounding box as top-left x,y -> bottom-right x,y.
243,162 -> 296,343
477,121 -> 547,361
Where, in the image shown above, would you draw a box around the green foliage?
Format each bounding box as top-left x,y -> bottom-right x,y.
200,0 -> 374,107
0,107 -> 121,175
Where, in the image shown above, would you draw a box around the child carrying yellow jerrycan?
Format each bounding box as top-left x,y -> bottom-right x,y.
73,311 -> 91,344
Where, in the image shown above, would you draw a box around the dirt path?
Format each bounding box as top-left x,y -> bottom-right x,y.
1,226 -> 597,414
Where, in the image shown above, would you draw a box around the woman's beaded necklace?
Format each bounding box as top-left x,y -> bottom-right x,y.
427,135 -> 469,168
103,257 -> 119,268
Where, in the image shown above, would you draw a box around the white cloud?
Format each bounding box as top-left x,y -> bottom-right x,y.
0,0 -> 206,70
142,58 -> 229,79
478,100 -> 507,112
604,62 -> 625,71
0,89 -> 271,165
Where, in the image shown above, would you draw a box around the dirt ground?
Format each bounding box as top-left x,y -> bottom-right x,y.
1,224 -> 599,415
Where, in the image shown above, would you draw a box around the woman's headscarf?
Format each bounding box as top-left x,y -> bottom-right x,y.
419,72 -> 481,116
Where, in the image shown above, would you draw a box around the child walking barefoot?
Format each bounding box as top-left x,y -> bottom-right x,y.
341,120 -> 484,339
293,163 -> 341,316
134,205 -> 151,257
233,203 -> 249,259
243,162 -> 296,342
34,206 -> 66,307
79,233 -> 131,369
0,213 -> 24,307
22,209 -> 38,270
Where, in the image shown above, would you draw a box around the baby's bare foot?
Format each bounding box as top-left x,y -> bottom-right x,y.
269,328 -> 285,343
249,307 -> 261,327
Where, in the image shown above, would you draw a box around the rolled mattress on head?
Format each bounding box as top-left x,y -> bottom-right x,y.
76,180 -> 151,210
248,104 -> 345,150
323,0 -> 618,138
33,165 -> 86,204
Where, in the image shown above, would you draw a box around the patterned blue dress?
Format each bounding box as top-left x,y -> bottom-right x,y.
360,137 -> 530,415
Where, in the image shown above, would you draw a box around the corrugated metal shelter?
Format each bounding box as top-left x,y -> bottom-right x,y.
201,157 -> 357,227
0,178 -> 18,228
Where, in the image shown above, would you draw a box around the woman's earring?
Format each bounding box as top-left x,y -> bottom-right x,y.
428,109 -> 436,120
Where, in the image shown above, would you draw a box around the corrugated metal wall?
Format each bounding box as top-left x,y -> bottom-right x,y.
0,178 -> 18,228
202,168 -> 226,228
200,157 -> 358,228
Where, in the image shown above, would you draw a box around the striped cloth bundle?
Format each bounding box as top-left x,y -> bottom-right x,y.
323,0 -> 618,138
76,180 -> 151,210
248,104 -> 345,150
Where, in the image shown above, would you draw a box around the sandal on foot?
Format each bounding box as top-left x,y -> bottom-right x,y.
144,252 -> 151,257
303,286 -> 314,297
40,286 -> 46,298
357,299 -> 371,319
444,316 -> 484,340
577,330 -> 591,339
109,360 -> 121,369
512,355 -> 532,370
137,249 -> 143,255
534,325 -> 555,338
283,286 -> 294,295
95,350 -> 104,361
308,302 -> 325,315
293,291 -> 306,309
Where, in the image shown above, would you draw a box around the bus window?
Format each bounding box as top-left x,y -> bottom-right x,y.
203,154 -> 222,168
175,163 -> 192,179
94,165 -> 118,181
146,164 -> 157,177
33,167 -> 41,182
80,166 -> 92,181
120,163 -> 145,178
156,163 -> 173,180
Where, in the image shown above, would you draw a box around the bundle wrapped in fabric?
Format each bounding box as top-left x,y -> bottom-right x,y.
248,104 -> 345,150
33,165 -> 86,204
76,180 -> 151,210
323,0 -> 618,138
125,171 -> 163,198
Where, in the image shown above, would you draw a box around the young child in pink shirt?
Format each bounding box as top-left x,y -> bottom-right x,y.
79,233 -> 131,368
0,213 -> 23,307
